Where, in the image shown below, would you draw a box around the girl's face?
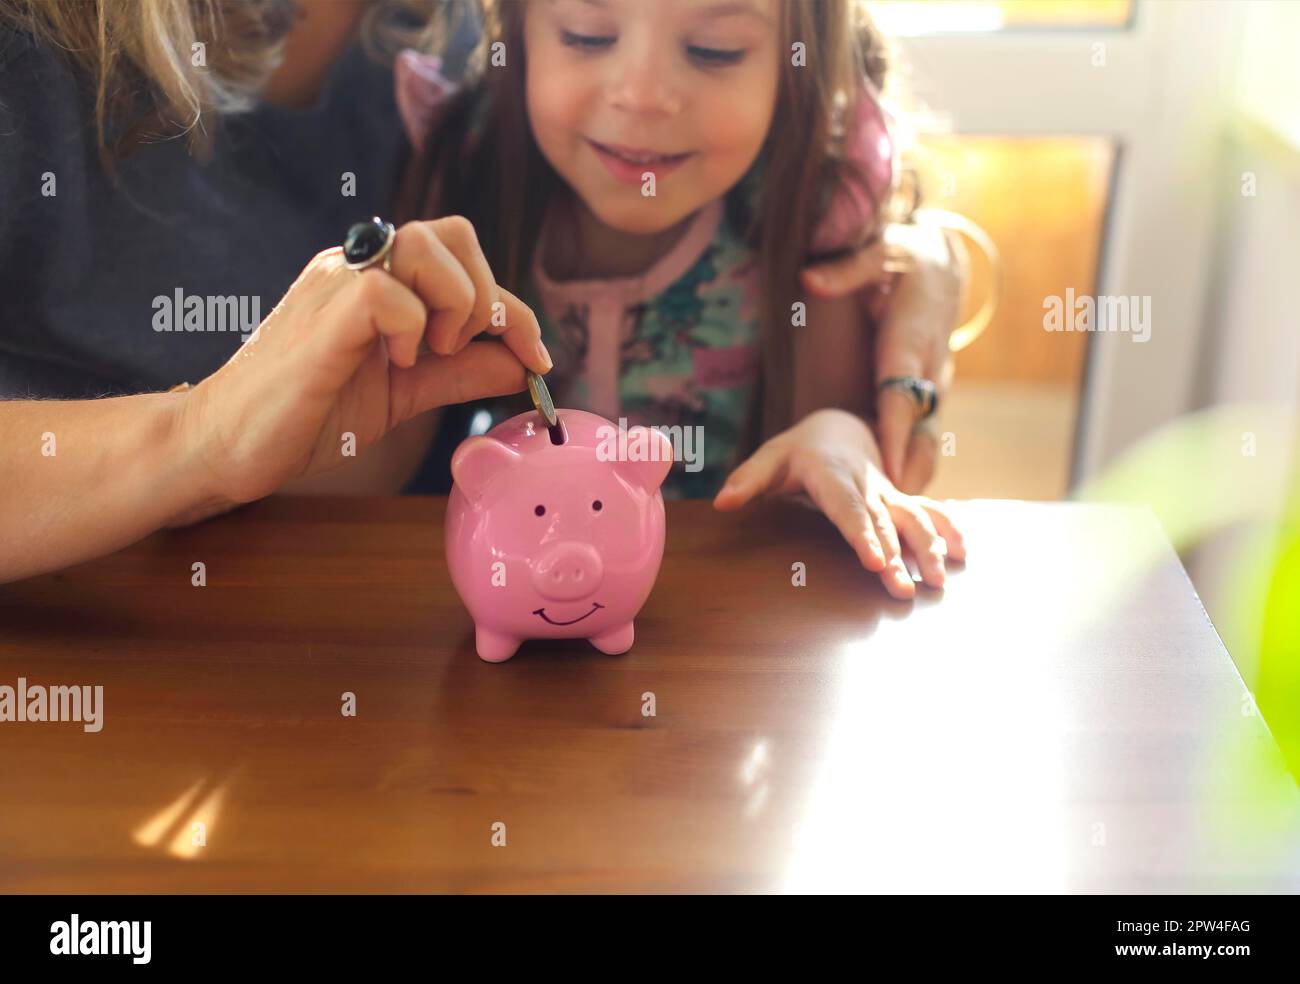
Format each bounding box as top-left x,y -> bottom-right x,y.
524,0 -> 780,236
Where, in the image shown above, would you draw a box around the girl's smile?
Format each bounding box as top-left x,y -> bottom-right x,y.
526,0 -> 778,236
584,138 -> 697,184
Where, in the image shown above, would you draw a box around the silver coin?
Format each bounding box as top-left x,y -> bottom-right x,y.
526,370 -> 558,427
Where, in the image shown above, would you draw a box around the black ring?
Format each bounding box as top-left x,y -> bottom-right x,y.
877,375 -> 938,419
343,217 -> 396,271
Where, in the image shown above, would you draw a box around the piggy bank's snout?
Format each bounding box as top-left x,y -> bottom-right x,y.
531,541 -> 604,600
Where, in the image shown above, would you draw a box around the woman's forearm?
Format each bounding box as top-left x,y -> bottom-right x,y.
0,392 -> 225,584
0,221 -> 549,585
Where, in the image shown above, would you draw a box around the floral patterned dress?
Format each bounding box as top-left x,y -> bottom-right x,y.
510,199 -> 760,498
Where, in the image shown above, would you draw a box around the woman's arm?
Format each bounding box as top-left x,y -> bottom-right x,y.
0,391 -> 222,583
792,292 -> 875,421
801,218 -> 967,491
0,217 -> 550,586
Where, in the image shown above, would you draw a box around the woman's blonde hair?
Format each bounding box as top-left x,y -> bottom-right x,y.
0,0 -> 445,161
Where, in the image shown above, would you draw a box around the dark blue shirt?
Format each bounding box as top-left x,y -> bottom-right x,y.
0,26 -> 405,400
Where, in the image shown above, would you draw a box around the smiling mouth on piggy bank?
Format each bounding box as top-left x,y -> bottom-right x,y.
532,603 -> 605,626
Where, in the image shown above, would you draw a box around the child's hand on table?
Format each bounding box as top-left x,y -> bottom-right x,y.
712,408 -> 965,600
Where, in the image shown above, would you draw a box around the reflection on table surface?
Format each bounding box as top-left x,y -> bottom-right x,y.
1,497 -> 1296,892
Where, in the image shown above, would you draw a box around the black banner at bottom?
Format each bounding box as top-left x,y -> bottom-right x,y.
0,893 -> 1289,971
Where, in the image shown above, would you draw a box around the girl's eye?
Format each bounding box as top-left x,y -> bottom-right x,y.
686,44 -> 746,67
535,505 -> 546,516
561,29 -> 615,51
592,500 -> 603,512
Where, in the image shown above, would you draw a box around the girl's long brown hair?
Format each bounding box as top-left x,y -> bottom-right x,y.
398,0 -> 897,452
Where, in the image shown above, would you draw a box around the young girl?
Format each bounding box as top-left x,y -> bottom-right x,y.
397,0 -> 964,600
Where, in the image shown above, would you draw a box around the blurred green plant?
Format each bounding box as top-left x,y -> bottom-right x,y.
1078,404 -> 1299,864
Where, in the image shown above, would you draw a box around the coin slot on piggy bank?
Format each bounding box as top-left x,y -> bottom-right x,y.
445,409 -> 671,663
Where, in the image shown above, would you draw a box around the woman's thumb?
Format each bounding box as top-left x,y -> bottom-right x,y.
388,340 -> 527,424
875,388 -> 915,485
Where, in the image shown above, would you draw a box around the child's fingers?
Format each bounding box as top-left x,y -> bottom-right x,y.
800,468 -> 885,572
864,490 -> 904,565
425,215 -> 500,352
482,287 -> 552,374
863,491 -> 914,599
859,488 -> 898,576
916,496 -> 966,562
887,498 -> 948,589
712,441 -> 788,511
388,221 -> 476,356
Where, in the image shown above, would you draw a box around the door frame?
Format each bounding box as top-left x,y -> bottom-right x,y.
887,0 -> 1245,483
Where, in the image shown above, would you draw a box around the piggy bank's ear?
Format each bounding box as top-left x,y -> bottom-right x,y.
615,426 -> 674,491
452,436 -> 520,503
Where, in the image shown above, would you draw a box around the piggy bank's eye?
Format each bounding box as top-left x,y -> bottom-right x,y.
592,500 -> 603,512
534,505 -> 546,517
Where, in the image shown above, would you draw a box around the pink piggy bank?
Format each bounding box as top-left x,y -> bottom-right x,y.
445,409 -> 673,663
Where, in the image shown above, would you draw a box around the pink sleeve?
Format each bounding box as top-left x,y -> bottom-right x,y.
810,78 -> 896,256
394,49 -> 460,150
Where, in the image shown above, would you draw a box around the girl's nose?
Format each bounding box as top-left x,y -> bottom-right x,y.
607,46 -> 683,117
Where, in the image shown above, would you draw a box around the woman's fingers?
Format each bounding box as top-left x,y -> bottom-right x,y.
876,386 -> 922,486
481,287 -> 552,375
388,220 -> 477,357
386,217 -> 552,374
875,307 -> 930,486
872,222 -> 963,487
425,215 -> 500,352
800,239 -> 891,298
887,496 -> 948,589
712,440 -> 789,511
312,263 -> 428,381
897,424 -> 940,494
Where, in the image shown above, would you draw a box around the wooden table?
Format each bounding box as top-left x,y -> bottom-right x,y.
1,496 -> 1297,893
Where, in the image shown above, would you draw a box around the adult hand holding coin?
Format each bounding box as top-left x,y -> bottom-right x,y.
175,215 -> 552,520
